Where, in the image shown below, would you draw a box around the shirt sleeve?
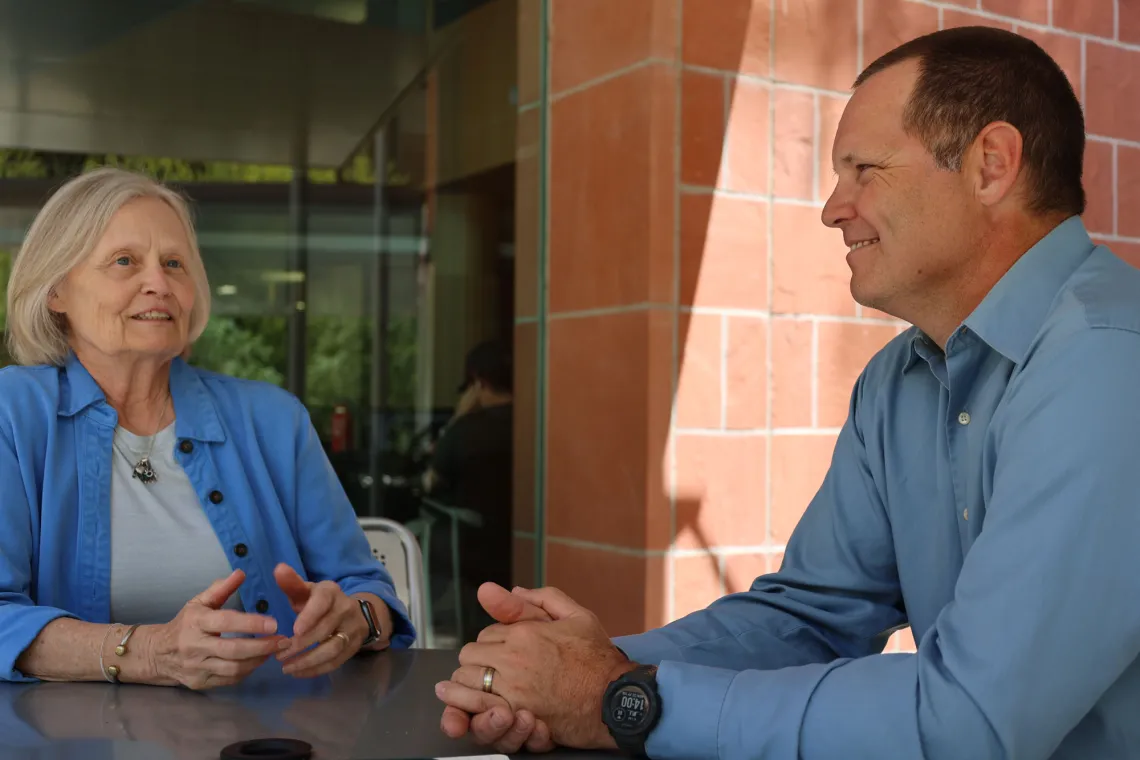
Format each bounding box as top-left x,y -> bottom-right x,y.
616,367 -> 906,674
288,401 -> 416,648
0,423 -> 77,682
638,327 -> 1140,760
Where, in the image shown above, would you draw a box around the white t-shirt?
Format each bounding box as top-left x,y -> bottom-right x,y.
108,423 -> 241,625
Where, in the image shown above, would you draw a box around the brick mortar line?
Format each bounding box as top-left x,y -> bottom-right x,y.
1088,135 -> 1140,151
921,0 -> 1136,48
667,0 -> 685,626
544,535 -> 788,559
673,427 -> 843,436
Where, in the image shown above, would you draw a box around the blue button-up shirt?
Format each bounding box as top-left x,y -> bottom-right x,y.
616,216 -> 1140,759
0,354 -> 414,682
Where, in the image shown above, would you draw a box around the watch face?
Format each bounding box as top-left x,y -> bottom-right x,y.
609,685 -> 651,732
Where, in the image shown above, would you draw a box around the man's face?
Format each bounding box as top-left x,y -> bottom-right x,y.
822,59 -> 982,318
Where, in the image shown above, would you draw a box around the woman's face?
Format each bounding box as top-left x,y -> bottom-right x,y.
50,197 -> 197,364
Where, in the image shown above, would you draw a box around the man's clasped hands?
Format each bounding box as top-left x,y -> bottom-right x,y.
434,583 -> 638,754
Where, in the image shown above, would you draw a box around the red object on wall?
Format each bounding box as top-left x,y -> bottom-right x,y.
330,404 -> 352,453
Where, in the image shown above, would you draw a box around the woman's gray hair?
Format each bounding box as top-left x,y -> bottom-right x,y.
5,167 -> 211,366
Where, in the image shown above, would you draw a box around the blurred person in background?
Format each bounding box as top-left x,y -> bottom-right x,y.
423,339 -> 514,640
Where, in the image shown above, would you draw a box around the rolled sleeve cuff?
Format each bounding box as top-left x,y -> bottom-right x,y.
0,605 -> 77,683
342,580 -> 416,649
646,659 -> 843,760
612,631 -> 685,667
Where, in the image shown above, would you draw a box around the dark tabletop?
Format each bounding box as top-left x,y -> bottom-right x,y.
0,649 -> 607,760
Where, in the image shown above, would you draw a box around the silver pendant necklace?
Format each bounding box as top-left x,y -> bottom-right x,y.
131,394 -> 171,486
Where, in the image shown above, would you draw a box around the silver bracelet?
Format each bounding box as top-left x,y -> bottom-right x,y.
98,624 -> 121,684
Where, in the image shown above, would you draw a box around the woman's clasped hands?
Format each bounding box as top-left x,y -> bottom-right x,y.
144,564 -> 378,690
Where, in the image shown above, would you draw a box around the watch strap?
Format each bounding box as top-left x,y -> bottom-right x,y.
358,597 -> 381,646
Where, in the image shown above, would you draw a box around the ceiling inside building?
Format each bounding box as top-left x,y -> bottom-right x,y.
0,0 -> 431,166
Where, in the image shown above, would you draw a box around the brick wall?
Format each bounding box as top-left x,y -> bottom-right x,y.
516,0 -> 1132,654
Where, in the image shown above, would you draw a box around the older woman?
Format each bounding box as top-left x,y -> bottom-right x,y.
0,167 -> 414,688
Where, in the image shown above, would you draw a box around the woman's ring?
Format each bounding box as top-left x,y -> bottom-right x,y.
482,666 -> 495,694
331,631 -> 351,647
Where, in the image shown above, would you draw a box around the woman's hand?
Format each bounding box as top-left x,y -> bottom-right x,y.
273,563 -> 388,678
145,569 -> 286,690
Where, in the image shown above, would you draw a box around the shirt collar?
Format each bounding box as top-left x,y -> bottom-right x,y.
963,215 -> 1093,364
903,215 -> 1094,372
60,353 -> 226,443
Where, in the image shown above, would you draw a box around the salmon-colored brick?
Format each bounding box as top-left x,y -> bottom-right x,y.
549,0 -> 677,94
774,0 -> 859,91
816,322 -> 900,428
682,71 -> 727,188
817,95 -> 849,202
547,311 -> 673,549
726,316 -> 767,429
887,626 -> 917,653
673,554 -> 724,618
772,203 -> 855,316
1083,140 -> 1115,237
1086,43 -> 1140,143
773,89 -> 815,200
982,0 -> 1048,25
1015,27 -> 1082,101
680,193 -> 768,310
941,9 -> 1014,30
1052,0 -> 1114,38
724,77 -> 771,195
863,0 -> 940,68
770,434 -> 837,543
1118,146 -> 1140,240
676,314 -> 723,429
549,65 -> 676,312
723,553 -> 768,594
771,318 -> 813,429
546,544 -> 665,636
1122,0 -> 1140,44
675,434 -> 767,549
683,0 -> 771,77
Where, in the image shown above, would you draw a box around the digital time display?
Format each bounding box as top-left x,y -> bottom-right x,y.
611,685 -> 649,728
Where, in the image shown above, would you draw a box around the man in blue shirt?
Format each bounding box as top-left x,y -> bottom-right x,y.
434,26 -> 1140,759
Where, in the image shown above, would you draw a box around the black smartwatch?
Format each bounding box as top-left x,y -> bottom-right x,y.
602,664 -> 660,757
357,598 -> 382,646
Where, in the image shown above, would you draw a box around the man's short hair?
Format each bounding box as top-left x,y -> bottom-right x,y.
459,339 -> 512,395
854,26 -> 1085,217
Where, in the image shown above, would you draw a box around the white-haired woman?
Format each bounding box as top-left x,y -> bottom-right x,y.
0,168 -> 413,688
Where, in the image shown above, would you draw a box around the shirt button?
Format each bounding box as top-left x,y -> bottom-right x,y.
234,543 -> 248,558
179,440 -> 194,454
963,508 -> 969,520
958,411 -> 971,425
255,599 -> 269,613
209,490 -> 224,504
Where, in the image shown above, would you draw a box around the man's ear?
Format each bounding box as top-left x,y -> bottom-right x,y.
969,121 -> 1024,208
